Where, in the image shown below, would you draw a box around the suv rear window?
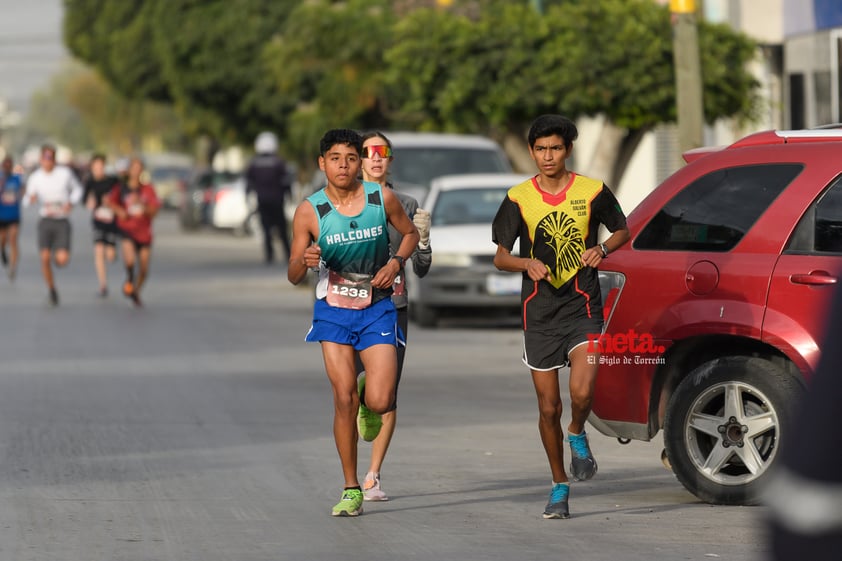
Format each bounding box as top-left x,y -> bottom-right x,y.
634,163 -> 804,251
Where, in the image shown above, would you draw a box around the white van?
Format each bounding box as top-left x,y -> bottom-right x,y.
382,131 -> 513,202
300,131 -> 513,203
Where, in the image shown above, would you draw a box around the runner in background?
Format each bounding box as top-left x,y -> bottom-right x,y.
356,131 -> 432,502
24,144 -> 84,306
0,155 -> 25,281
83,154 -> 120,297
107,157 -> 160,308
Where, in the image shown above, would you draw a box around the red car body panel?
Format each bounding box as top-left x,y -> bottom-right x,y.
591,132 -> 842,439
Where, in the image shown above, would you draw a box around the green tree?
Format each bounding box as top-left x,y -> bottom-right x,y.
64,0 -> 299,145
63,0 -> 760,188
261,0 -> 395,168
25,60 -> 189,156
64,1 -> 169,102
384,0 -> 760,186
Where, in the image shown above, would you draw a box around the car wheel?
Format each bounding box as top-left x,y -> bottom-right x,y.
412,303 -> 438,328
663,356 -> 802,505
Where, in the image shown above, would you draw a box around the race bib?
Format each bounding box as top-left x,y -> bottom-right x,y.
1,191 -> 16,204
128,203 -> 144,216
326,270 -> 373,309
94,206 -> 114,222
392,272 -> 405,297
44,202 -> 64,217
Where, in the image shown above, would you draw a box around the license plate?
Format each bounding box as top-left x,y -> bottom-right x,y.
486,273 -> 521,295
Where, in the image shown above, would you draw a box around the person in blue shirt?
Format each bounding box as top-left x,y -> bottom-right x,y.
0,155 -> 24,281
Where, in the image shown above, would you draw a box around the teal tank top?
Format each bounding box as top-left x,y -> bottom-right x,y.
307,181 -> 392,301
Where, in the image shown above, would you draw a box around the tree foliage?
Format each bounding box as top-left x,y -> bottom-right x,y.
25,60 -> 189,156
63,0 -> 760,182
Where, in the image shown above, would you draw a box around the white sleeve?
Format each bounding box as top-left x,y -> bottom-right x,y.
22,173 -> 38,207
68,169 -> 83,205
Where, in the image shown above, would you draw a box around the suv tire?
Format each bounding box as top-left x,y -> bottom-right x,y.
663,356 -> 802,505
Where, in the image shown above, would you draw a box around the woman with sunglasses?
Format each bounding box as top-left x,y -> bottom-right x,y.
355,131 -> 432,502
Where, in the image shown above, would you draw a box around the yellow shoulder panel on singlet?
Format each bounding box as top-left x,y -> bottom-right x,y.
508,175 -> 603,289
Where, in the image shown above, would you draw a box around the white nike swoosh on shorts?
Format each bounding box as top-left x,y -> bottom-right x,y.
381,332 -> 392,336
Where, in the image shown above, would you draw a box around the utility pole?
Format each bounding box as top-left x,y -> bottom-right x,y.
671,0 -> 704,163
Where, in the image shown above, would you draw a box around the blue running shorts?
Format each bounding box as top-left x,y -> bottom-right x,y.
306,297 -> 405,351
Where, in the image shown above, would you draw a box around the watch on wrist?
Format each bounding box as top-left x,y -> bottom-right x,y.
599,243 -> 609,258
393,255 -> 406,268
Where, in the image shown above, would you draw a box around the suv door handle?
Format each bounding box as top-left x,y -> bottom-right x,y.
790,271 -> 838,285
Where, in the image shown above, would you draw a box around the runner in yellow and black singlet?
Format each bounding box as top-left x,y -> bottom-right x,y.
492,114 -> 630,519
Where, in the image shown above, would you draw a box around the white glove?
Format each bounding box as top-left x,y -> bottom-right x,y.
413,208 -> 430,249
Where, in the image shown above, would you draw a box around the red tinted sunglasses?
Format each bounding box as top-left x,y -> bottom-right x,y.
362,145 -> 392,159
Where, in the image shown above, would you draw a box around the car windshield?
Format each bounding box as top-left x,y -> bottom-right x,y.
390,147 -> 510,192
432,187 -> 508,226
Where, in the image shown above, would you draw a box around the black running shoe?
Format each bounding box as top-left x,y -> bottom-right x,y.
48,288 -> 59,307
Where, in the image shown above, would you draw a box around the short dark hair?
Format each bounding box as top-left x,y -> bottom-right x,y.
527,115 -> 578,149
90,153 -> 106,164
320,129 -> 363,156
41,144 -> 56,157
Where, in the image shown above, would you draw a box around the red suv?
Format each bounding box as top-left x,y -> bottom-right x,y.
590,128 -> 842,505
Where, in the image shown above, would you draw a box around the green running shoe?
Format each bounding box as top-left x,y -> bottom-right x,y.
331,488 -> 364,517
357,373 -> 383,442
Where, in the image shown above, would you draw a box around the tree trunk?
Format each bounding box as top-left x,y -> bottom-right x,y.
585,120 -> 625,187
584,120 -> 649,200
501,130 -> 535,174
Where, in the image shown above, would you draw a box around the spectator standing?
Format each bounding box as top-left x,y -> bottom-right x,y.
246,131 -> 292,265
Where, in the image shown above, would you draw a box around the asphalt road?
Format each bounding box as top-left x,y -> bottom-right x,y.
0,208 -> 769,561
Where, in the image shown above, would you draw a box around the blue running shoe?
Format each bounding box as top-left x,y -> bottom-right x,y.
568,431 -> 598,481
543,482 -> 570,519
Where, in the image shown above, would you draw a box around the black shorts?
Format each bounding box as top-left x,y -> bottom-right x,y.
0,219 -> 20,229
522,316 -> 604,371
37,218 -> 71,251
93,220 -> 119,246
120,235 -> 151,250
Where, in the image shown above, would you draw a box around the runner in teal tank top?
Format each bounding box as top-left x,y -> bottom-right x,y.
287,129 -> 419,517
307,180 -> 392,305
